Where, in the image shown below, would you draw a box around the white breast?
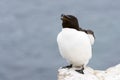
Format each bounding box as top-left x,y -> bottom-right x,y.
57,28 -> 92,67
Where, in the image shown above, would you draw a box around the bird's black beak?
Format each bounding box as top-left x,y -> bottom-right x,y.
61,14 -> 65,20
61,14 -> 70,21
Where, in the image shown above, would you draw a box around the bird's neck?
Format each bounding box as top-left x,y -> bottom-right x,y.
62,25 -> 82,31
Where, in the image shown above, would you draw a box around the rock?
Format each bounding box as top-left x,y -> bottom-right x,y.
58,64 -> 120,80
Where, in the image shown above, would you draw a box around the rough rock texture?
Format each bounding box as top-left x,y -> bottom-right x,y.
58,64 -> 120,80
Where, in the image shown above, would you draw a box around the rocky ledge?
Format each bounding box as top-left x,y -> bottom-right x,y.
58,64 -> 120,80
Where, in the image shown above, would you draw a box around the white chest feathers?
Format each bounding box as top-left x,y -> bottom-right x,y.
57,28 -> 92,66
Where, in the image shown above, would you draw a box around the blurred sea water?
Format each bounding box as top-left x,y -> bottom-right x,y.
0,0 -> 120,80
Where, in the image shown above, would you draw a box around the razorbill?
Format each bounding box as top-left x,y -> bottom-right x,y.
57,14 -> 95,74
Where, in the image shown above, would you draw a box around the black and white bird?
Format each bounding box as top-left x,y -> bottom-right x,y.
57,14 -> 95,74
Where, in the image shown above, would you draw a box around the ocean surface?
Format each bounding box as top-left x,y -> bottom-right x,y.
0,0 -> 120,80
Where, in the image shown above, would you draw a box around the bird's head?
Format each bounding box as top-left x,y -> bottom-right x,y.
61,14 -> 81,30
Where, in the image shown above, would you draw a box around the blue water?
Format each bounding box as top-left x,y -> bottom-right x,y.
0,0 -> 120,80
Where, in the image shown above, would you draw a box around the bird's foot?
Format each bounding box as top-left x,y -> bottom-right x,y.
62,64 -> 72,69
75,70 -> 84,74
75,66 -> 84,74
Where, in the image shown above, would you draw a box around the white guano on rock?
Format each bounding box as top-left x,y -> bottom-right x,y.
58,64 -> 120,80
